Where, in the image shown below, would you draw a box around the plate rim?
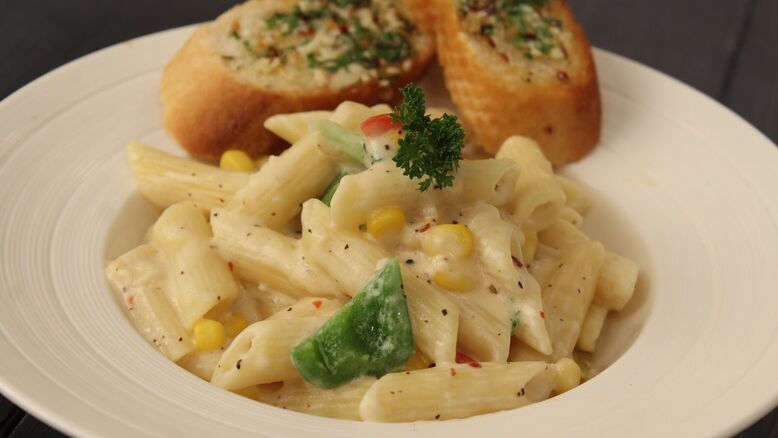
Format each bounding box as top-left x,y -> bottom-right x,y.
0,24 -> 776,438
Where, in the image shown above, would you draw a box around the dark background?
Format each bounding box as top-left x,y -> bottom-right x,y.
0,0 -> 776,436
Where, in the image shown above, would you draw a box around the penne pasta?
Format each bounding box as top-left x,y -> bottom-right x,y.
222,132 -> 338,230
264,110 -> 332,145
177,348 -> 224,381
455,159 -> 520,207
266,296 -> 344,320
556,175 -> 591,215
247,285 -> 298,320
359,362 -> 556,422
210,212 -> 345,298
537,218 -> 589,249
151,202 -> 239,328
114,94 -> 641,421
445,289 -> 513,362
330,161 -> 429,231
557,206 -> 584,227
211,315 -> 330,391
594,251 -> 639,312
513,241 -> 605,361
328,101 -> 387,131
105,244 -> 195,361
127,141 -> 248,212
576,303 -> 609,353
462,203 -> 552,356
256,377 -> 376,420
496,136 -> 566,234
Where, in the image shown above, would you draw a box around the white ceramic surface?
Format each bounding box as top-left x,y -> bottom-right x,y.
0,26 -> 777,437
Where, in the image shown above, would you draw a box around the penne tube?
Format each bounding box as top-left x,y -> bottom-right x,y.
464,203 -> 552,356
211,315 -> 330,391
593,251 -> 639,312
256,377 -> 376,420
552,358 -> 582,394
210,212 -> 344,298
328,101 -> 388,131
539,222 -> 638,312
496,136 -> 566,234
127,141 -> 248,212
266,297 -> 344,320
576,303 -> 609,353
556,175 -> 591,215
105,244 -> 195,361
264,110 -> 332,145
177,348 -> 224,382
225,132 -> 338,230
151,202 -> 239,328
537,218 -> 589,249
533,241 -> 605,360
445,290 -> 513,362
557,206 -> 584,227
330,161 -> 428,230
455,159 -> 520,207
359,362 -> 556,422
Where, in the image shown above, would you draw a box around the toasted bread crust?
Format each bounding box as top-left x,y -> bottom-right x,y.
435,0 -> 601,165
162,6 -> 435,162
403,0 -> 438,38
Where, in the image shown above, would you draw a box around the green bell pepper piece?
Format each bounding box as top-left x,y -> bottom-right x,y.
313,119 -> 369,167
320,171 -> 347,206
290,258 -> 414,388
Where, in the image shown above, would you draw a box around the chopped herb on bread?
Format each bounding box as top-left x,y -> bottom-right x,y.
162,0 -> 435,161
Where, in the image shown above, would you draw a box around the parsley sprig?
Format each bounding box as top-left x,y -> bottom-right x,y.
391,84 -> 465,192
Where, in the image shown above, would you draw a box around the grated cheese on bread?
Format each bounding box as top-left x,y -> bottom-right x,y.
162,0 -> 434,161
433,0 -> 601,164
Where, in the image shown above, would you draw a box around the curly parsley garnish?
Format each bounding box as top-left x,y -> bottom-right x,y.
392,84 -> 465,192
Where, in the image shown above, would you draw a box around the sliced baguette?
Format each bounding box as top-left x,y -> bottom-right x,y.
162,0 -> 435,161
434,0 -> 601,164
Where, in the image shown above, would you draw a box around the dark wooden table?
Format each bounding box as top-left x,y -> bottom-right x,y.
1,1 -> 776,436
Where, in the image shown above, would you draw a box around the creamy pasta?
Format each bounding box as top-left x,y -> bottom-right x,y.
107,95 -> 638,422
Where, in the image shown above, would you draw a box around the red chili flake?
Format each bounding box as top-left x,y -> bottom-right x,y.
455,352 -> 482,368
450,368 -> 457,376
499,52 -> 510,62
127,295 -> 136,306
556,70 -> 570,82
418,223 -> 431,233
228,261 -> 234,272
298,27 -> 315,37
511,256 -> 523,268
312,300 -> 322,309
539,311 -> 545,319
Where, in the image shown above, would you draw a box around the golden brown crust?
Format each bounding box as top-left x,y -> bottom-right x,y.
434,0 -> 601,165
162,9 -> 435,162
403,0 -> 438,38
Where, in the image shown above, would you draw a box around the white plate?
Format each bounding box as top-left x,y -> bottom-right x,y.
1,26 -> 777,438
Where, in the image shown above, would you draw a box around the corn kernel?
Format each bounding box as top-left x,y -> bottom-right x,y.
421,224 -> 474,259
223,313 -> 248,338
366,206 -> 406,238
522,233 -> 539,263
219,150 -> 255,172
193,318 -> 225,352
404,350 -> 433,370
553,358 -> 581,394
433,269 -> 474,292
